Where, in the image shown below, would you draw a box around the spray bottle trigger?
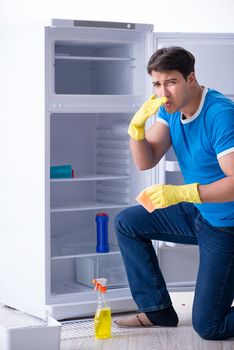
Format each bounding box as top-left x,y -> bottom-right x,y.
92,278 -> 107,291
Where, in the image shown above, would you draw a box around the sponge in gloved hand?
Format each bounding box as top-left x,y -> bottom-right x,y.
136,183 -> 202,213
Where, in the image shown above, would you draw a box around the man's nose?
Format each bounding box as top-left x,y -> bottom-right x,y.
161,86 -> 170,98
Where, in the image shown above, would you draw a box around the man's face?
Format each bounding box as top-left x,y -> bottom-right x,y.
151,70 -> 195,114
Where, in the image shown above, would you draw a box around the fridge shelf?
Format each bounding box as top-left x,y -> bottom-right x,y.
55,55 -> 133,62
51,281 -> 89,295
51,243 -> 120,260
50,174 -> 130,183
50,202 -> 128,212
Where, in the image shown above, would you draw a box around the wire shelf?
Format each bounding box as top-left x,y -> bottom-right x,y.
61,318 -> 138,340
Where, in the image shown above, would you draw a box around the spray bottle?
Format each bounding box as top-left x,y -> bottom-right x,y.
93,278 -> 112,339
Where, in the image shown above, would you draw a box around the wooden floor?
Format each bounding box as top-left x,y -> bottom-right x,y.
1,292 -> 234,350
60,292 -> 234,350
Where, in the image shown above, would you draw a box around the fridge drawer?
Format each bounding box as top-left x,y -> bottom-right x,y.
75,253 -> 128,289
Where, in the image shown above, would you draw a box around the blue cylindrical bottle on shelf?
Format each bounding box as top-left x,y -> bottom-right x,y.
96,213 -> 109,253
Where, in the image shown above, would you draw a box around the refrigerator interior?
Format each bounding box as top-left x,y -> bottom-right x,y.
46,22 -> 154,315
49,112 -> 146,302
54,41 -> 134,95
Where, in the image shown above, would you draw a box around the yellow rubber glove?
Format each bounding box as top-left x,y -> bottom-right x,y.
136,183 -> 201,213
128,95 -> 167,140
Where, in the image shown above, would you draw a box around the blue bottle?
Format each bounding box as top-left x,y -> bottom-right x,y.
96,213 -> 109,253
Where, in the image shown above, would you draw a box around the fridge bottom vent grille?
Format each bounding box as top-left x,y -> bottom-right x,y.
61,318 -> 145,339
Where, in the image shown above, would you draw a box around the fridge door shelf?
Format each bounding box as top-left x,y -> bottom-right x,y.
166,281 -> 196,288
165,161 -> 181,172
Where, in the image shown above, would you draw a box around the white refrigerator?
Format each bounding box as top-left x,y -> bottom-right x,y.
0,19 -> 233,320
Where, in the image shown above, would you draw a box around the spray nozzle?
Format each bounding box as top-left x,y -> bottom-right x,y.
93,278 -> 107,293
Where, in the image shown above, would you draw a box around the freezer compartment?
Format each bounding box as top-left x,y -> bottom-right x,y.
76,253 -> 128,289
54,41 -> 134,95
158,244 -> 199,289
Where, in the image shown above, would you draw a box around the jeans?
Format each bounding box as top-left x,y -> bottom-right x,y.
114,202 -> 234,340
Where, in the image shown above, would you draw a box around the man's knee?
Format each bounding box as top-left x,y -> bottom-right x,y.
114,206 -> 142,239
114,208 -> 131,236
192,311 -> 222,340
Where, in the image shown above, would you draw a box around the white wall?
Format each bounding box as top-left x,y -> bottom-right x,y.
1,0 -> 234,32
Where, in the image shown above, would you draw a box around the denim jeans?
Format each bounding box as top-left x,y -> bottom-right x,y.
114,202 -> 234,340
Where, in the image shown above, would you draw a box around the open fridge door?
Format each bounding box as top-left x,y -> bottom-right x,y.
152,31 -> 234,290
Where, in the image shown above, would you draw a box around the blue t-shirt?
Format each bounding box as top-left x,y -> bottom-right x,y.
157,88 -> 234,227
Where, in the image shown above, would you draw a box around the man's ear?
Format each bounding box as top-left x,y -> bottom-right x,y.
187,72 -> 196,87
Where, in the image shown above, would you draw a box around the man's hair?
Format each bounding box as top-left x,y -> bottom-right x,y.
147,46 -> 195,80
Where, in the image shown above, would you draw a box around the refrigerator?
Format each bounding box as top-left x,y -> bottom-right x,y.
0,19 -> 233,320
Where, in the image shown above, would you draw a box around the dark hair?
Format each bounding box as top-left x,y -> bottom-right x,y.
147,46 -> 195,80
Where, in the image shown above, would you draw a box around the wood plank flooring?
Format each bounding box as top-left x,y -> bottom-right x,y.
1,292 -> 234,350
60,292 -> 234,350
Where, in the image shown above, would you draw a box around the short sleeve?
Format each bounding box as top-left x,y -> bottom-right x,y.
210,109 -> 234,159
156,106 -> 169,127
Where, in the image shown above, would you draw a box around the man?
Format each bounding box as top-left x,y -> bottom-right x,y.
114,47 -> 234,340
